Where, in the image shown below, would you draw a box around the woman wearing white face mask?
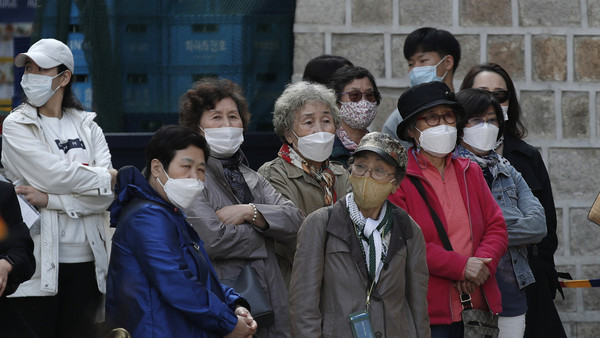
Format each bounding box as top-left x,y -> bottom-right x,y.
2,38 -> 117,338
454,89 -> 547,338
389,81 -> 508,337
179,78 -> 303,338
258,81 -> 350,287
327,66 -> 382,167
106,125 -> 258,337
460,64 -> 566,338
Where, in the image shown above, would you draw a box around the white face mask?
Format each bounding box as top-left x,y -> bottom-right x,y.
501,105 -> 509,121
462,123 -> 500,153
409,56 -> 448,87
292,130 -> 335,162
157,167 -> 204,210
416,125 -> 457,158
21,72 -> 64,107
200,126 -> 244,159
339,100 -> 378,130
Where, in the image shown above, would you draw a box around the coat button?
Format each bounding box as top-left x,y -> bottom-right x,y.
497,195 -> 502,200
375,332 -> 382,338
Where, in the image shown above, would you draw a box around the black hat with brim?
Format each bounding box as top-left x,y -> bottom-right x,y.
395,81 -> 463,141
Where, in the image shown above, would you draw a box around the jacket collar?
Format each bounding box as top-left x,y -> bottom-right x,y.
110,166 -> 175,226
17,102 -> 96,124
502,134 -> 537,158
406,148 -> 471,177
326,198 -> 409,281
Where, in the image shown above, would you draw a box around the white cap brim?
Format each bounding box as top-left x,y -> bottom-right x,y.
14,51 -> 63,70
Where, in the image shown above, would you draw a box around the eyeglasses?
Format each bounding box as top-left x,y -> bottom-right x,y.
351,163 -> 395,181
467,117 -> 500,127
485,90 -> 510,103
340,90 -> 378,103
416,111 -> 457,127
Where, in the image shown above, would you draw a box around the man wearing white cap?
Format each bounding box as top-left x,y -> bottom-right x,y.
3,38 -> 117,338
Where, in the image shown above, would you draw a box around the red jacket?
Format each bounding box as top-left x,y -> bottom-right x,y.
389,150 -> 508,325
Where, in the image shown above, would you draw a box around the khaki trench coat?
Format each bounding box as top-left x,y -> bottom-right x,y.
289,198 -> 431,338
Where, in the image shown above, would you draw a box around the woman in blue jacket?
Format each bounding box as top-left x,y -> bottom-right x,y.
455,89 -> 547,338
106,125 -> 257,337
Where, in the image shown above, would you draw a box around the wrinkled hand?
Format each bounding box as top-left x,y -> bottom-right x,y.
15,185 -> 48,208
224,315 -> 257,338
0,259 -> 13,297
464,257 -> 492,286
216,205 -> 253,225
235,306 -> 258,332
453,280 -> 476,294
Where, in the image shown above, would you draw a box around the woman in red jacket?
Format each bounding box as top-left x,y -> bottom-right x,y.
389,81 -> 508,338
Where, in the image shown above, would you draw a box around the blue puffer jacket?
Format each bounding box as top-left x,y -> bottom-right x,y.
106,166 -> 244,337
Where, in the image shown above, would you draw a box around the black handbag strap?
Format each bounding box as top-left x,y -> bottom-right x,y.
408,176 -> 474,307
408,176 -> 453,251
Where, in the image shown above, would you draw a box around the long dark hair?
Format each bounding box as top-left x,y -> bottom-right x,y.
57,64 -> 85,110
460,63 -> 527,139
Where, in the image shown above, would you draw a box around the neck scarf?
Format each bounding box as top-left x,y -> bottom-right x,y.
336,126 -> 358,152
219,151 -> 254,204
455,144 -> 511,176
279,143 -> 336,206
346,193 -> 393,284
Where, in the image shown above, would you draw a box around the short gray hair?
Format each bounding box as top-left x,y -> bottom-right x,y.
273,81 -> 341,143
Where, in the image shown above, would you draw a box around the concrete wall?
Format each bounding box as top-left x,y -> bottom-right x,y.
293,0 -> 600,336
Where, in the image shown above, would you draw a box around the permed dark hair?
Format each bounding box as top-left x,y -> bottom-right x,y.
403,27 -> 461,72
144,125 -> 210,180
178,78 -> 251,132
460,62 -> 527,139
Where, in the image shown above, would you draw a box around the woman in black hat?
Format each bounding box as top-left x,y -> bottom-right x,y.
388,81 -> 508,337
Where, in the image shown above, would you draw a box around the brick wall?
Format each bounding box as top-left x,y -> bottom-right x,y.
293,0 -> 600,336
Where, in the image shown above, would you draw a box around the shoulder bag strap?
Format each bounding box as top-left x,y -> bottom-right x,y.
408,176 -> 453,251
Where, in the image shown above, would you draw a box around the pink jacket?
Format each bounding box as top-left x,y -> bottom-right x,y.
389,151 -> 508,325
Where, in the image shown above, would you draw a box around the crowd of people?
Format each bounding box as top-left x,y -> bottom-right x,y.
0,24 -> 566,338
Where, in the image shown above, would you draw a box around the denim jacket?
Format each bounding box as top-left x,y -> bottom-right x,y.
490,159 -> 547,288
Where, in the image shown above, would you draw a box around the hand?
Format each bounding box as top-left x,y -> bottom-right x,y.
0,259 -> 13,297
216,205 -> 252,225
15,185 -> 48,208
109,169 -> 118,188
453,280 -> 476,294
224,316 -> 257,338
235,306 -> 258,332
464,257 -> 492,286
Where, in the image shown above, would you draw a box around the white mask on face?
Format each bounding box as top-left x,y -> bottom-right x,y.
501,105 -> 509,121
409,56 -> 448,87
21,72 -> 64,107
157,167 -> 204,210
462,123 -> 500,153
416,125 -> 457,158
200,126 -> 244,159
292,130 -> 335,162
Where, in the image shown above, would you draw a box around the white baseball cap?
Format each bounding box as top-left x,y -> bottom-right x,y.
14,38 -> 74,73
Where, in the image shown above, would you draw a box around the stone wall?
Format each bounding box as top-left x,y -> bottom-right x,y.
293,0 -> 600,336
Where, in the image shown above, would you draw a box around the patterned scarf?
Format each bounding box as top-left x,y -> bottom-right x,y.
219,151 -> 254,204
454,144 -> 511,177
336,126 -> 358,152
278,143 -> 336,206
346,193 -> 393,284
